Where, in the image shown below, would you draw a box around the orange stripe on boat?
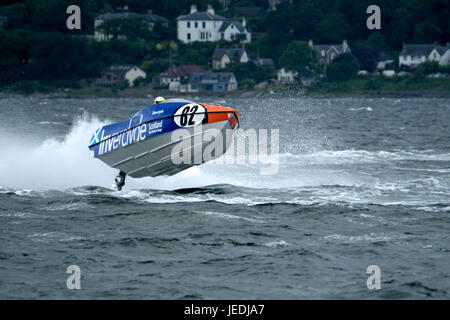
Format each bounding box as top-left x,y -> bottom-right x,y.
202,104 -> 238,124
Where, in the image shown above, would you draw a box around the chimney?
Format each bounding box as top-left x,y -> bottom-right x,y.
242,17 -> 246,28
207,4 -> 214,15
190,4 -> 197,13
308,39 -> 313,47
147,10 -> 153,15
342,39 -> 348,51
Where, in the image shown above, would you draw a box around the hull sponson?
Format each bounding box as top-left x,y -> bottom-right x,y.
98,120 -> 233,178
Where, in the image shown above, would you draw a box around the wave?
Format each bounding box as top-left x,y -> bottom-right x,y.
280,149 -> 450,163
3,183 -> 449,213
0,115 -> 449,193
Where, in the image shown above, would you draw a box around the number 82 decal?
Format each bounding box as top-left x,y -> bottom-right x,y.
173,103 -> 206,127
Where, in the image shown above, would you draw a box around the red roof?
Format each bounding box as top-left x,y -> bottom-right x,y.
155,65 -> 207,80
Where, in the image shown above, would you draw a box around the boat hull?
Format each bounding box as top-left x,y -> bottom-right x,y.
88,100 -> 238,178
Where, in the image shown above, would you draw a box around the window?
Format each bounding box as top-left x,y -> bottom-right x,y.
195,22 -> 198,28
203,22 -> 205,28
187,22 -> 190,28
187,33 -> 191,40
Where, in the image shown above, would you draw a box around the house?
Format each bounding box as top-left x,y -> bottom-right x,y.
96,65 -> 146,87
309,39 -> 351,65
399,43 -> 450,68
226,6 -> 263,18
212,47 -> 249,69
277,68 -> 297,84
0,16 -> 8,29
95,7 -> 168,41
144,10 -> 169,29
220,19 -> 251,42
152,64 -> 207,90
177,5 -> 251,43
187,72 -> 238,92
256,58 -> 275,68
376,51 -> 394,71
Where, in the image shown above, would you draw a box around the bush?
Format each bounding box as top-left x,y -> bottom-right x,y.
239,78 -> 256,90
363,78 -> 382,91
5,80 -> 54,94
133,76 -> 148,87
116,80 -> 129,90
415,61 -> 440,76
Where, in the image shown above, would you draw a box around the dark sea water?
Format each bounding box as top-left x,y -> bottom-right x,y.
0,97 -> 449,299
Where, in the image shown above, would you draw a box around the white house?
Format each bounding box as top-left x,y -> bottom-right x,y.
219,19 -> 251,42
212,47 -> 249,69
177,5 -> 251,43
399,43 -> 450,68
277,68 -> 298,84
96,65 -> 146,87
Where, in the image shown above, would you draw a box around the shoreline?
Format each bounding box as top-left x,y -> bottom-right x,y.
1,88 -> 450,100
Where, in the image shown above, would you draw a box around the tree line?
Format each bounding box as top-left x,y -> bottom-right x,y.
0,0 -> 449,90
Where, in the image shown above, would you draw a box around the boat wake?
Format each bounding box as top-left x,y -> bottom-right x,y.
0,115 -> 449,212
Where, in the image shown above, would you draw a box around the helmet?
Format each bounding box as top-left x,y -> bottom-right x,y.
154,96 -> 165,104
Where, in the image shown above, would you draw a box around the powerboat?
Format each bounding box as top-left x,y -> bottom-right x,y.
88,99 -> 239,190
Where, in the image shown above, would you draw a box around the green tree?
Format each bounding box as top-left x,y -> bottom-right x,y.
27,32 -> 101,81
25,0 -> 95,33
326,53 -> 360,81
239,78 -> 256,90
351,44 -> 379,72
279,41 -> 319,78
386,8 -> 411,50
314,13 -> 351,43
224,61 -> 275,83
414,21 -> 441,43
0,29 -> 31,86
367,32 -> 388,51
95,17 -> 152,41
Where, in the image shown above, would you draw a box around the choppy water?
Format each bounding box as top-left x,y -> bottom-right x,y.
0,97 -> 449,299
